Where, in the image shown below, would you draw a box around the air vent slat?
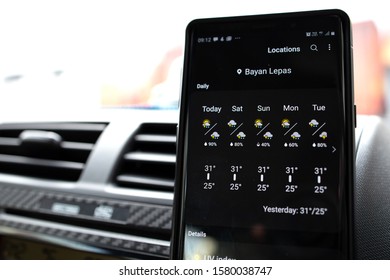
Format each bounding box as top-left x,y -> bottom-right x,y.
61,141 -> 94,151
0,137 -> 19,146
116,175 -> 174,189
114,123 -> 177,191
0,154 -> 84,171
124,152 -> 176,164
0,122 -> 106,181
134,134 -> 176,143
0,123 -> 107,132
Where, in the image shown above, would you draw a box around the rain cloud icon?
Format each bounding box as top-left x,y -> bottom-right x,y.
254,119 -> 263,128
263,132 -> 273,139
309,119 -> 319,127
228,120 -> 237,127
319,131 -> 328,139
281,119 -> 290,128
211,132 -> 220,139
291,132 -> 301,140
203,119 -> 211,128
237,132 -> 246,139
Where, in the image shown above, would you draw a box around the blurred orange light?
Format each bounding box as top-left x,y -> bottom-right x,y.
353,21 -> 384,115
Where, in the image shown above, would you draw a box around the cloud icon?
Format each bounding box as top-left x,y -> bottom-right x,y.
228,120 -> 237,127
263,132 -> 273,139
211,132 -> 220,139
237,132 -> 246,139
291,132 -> 301,140
309,119 -> 319,127
319,131 -> 328,139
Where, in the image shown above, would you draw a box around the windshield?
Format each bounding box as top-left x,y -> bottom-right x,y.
0,0 -> 388,120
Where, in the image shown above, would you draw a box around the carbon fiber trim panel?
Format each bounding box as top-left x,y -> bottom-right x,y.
0,185 -> 172,232
0,214 -> 170,259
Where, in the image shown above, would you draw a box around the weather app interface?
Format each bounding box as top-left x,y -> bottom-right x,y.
183,16 -> 346,259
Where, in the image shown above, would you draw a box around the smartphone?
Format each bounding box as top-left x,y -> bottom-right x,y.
172,9 -> 355,259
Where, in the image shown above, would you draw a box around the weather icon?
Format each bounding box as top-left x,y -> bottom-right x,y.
263,132 -> 273,140
319,131 -> 328,139
237,132 -> 246,139
281,119 -> 290,128
203,119 -> 211,128
309,119 -> 319,127
254,119 -> 263,128
228,120 -> 237,128
211,132 -> 220,139
291,132 -> 301,140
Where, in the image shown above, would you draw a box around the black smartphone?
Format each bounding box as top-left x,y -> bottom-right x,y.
172,9 -> 355,260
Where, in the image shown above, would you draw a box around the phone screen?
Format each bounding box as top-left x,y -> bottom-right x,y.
172,10 -> 354,259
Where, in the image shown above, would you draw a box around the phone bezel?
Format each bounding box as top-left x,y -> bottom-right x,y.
171,9 -> 355,260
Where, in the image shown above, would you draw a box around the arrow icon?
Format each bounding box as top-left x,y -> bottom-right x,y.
332,146 -> 336,153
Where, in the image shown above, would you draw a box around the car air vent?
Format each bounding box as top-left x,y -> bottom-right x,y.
115,123 -> 177,191
0,122 -> 106,182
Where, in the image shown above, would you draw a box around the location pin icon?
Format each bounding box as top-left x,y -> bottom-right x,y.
237,68 -> 242,75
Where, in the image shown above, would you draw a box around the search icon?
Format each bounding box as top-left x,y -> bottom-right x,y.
310,44 -> 318,51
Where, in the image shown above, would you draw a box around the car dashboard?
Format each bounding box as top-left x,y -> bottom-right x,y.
0,110 -> 177,260
0,110 -> 388,259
